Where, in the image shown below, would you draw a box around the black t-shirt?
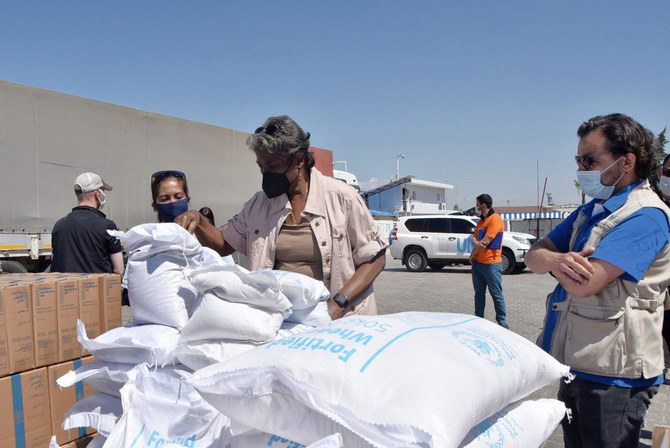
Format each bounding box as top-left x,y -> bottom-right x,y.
51,206 -> 123,273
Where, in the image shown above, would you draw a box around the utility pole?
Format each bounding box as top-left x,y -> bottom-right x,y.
396,154 -> 405,179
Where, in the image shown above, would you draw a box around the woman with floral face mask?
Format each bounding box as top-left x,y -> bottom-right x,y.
151,170 -> 190,223
176,115 -> 388,320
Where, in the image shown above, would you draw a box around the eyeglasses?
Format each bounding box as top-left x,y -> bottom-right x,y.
662,168 -> 670,177
574,151 -> 611,170
254,124 -> 278,135
151,170 -> 185,183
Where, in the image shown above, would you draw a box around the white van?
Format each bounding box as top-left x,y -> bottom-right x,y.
389,214 -> 537,274
333,170 -> 360,191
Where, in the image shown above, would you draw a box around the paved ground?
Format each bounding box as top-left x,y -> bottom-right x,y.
121,253 -> 670,447
374,254 -> 670,448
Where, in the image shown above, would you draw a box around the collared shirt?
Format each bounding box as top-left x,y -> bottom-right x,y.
473,209 -> 504,264
222,168 -> 388,306
543,180 -> 669,386
51,206 -> 122,273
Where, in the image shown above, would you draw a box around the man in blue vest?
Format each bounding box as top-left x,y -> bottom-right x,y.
526,114 -> 670,447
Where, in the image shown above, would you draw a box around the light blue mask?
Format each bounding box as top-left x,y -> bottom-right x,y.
576,157 -> 624,200
97,190 -> 107,210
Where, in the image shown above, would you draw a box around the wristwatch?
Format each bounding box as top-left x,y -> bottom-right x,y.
332,292 -> 349,308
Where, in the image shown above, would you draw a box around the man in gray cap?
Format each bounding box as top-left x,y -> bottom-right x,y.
51,172 -> 124,274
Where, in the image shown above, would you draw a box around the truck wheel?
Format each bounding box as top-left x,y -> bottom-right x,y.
501,249 -> 516,275
404,249 -> 428,272
428,262 -> 445,271
0,260 -> 28,273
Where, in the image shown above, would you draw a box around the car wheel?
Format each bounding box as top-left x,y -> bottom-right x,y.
514,263 -> 526,273
404,249 -> 428,272
501,249 -> 516,275
428,262 -> 445,271
0,260 -> 28,273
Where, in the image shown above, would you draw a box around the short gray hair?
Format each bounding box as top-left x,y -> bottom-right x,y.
247,115 -> 315,170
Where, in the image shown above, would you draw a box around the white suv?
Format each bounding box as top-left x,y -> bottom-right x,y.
389,214 -> 536,274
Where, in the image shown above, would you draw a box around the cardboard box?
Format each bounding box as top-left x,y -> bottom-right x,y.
29,280 -> 59,367
94,274 -> 122,333
56,278 -> 80,362
76,277 -> 101,341
0,285 -> 8,377
0,367 -> 51,448
653,425 -> 670,448
1,283 -> 35,374
47,357 -> 96,445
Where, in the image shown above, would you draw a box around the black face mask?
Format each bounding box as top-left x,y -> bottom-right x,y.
262,161 -> 299,198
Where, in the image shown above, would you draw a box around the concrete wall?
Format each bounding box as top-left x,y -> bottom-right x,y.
1,80 -> 262,232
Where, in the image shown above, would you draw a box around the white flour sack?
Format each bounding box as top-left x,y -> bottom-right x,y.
177,322 -> 316,370
102,365 -> 231,448
285,301 -> 332,327
62,392 -> 123,437
179,292 -> 285,344
230,429 -> 344,448
57,360 -> 185,398
77,320 -> 179,366
188,264 -> 292,313
460,398 -> 567,448
188,312 -> 570,447
269,269 -> 331,310
110,223 -> 210,329
176,339 -> 260,371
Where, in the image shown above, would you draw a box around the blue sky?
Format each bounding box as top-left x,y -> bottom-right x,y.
2,1 -> 669,208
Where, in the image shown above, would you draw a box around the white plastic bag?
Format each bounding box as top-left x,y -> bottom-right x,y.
460,398 -> 567,447
77,320 -> 179,367
176,340 -> 259,371
179,292 -> 285,344
177,322 -> 316,370
58,360 -> 186,398
111,223 -> 208,328
230,430 -> 343,448
102,365 -> 231,448
270,269 -> 330,309
188,312 -> 570,447
62,392 -> 123,437
188,264 -> 291,313
285,301 -> 332,327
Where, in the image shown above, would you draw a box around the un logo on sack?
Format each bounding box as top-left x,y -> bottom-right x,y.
453,330 -> 505,367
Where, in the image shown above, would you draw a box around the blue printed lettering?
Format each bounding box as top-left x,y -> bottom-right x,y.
148,431 -> 160,446
183,434 -> 196,448
338,347 -> 356,362
314,341 -> 334,351
345,332 -> 372,345
337,329 -> 356,339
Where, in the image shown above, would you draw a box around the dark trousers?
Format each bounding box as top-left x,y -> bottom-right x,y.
558,376 -> 659,448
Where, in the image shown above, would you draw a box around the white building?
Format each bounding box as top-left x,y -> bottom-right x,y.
362,176 -> 454,216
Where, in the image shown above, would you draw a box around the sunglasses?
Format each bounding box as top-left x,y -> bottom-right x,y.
662,168 -> 670,177
254,124 -> 279,135
151,170 -> 185,183
574,151 -> 611,170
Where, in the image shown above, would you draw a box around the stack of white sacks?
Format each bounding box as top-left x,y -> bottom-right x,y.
52,223 -> 570,448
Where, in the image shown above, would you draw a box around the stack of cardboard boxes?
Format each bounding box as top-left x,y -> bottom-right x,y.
0,273 -> 121,448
